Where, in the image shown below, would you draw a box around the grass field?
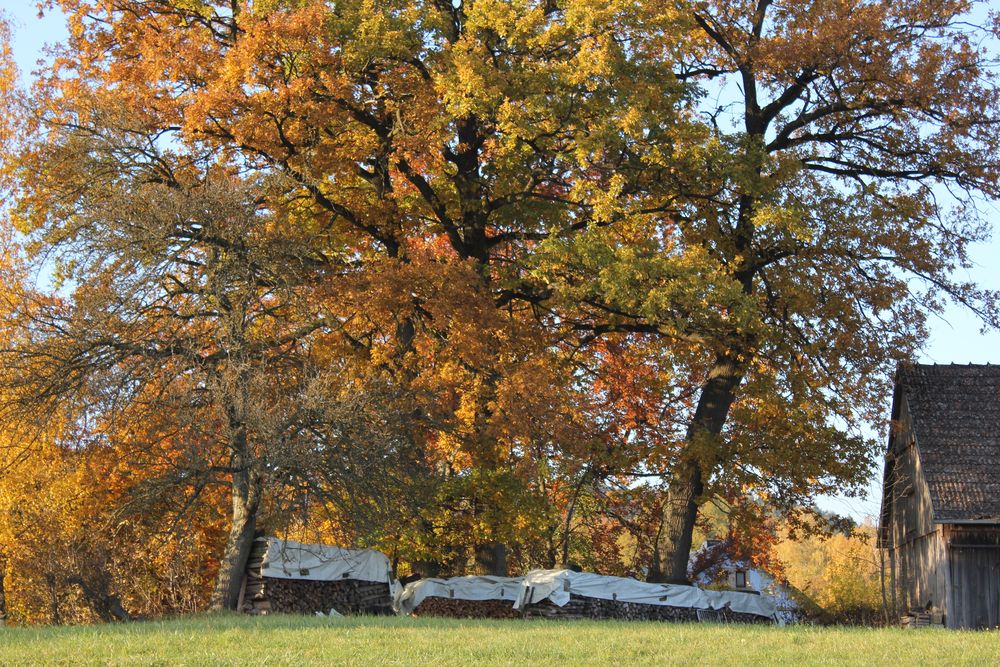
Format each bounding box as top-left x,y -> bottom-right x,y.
2,614 -> 999,666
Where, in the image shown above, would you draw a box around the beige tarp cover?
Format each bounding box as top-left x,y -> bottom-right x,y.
259,538 -> 394,585
397,576 -> 524,614
513,569 -> 778,619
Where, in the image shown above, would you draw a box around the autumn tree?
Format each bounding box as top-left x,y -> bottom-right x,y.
0,382 -> 225,623
776,519 -> 884,624
1,115 -> 432,609
536,0 -> 1000,581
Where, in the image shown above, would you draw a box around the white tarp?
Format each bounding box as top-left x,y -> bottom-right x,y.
513,569 -> 777,620
397,575 -> 524,615
259,537 -> 394,585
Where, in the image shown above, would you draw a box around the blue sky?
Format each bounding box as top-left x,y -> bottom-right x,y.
3,4 -> 64,74
5,2 -> 1000,522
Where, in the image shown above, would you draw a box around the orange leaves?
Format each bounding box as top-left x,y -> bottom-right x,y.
592,337 -> 670,429
189,5 -> 347,152
0,417 -> 227,623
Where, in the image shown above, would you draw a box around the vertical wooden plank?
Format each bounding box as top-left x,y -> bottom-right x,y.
994,553 -> 1000,628
978,550 -> 984,627
984,550 -> 990,627
960,549 -> 968,629
980,549 -> 991,629
979,550 -> 990,628
943,538 -> 954,628
964,550 -> 975,628
989,550 -> 1000,628
963,550 -> 973,628
952,548 -> 966,629
890,547 -> 898,619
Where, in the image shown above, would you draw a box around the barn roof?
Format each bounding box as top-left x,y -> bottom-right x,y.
896,363 -> 1000,523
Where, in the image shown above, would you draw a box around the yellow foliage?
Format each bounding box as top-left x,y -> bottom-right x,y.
776,522 -> 884,623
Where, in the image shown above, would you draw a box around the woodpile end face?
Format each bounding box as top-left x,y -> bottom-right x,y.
521,594 -> 772,624
522,595 -> 701,622
243,577 -> 393,616
241,539 -> 393,616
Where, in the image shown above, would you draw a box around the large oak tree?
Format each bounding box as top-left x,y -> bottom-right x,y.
539,0 -> 1000,581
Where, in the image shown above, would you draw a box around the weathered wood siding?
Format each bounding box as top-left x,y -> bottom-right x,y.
879,364 -> 1000,629
885,396 -> 949,617
893,529 -> 947,614
946,527 -> 1000,629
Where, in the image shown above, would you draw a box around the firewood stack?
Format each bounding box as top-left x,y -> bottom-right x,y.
411,597 -> 522,619
245,578 -> 393,616
409,592 -> 771,624
521,594 -> 771,624
241,540 -> 393,616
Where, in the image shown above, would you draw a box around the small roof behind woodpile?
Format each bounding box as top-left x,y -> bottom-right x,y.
890,363 -> 1000,523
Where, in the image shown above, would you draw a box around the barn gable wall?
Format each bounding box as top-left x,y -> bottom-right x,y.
886,396 -> 949,618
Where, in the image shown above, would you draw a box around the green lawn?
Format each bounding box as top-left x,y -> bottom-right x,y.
1,614 -> 999,666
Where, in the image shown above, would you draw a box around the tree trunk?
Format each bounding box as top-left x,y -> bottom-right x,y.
474,543 -> 508,577
0,557 -> 7,626
650,457 -> 705,584
211,428 -> 262,611
648,353 -> 745,584
410,560 -> 443,579
45,572 -> 61,625
211,476 -> 260,611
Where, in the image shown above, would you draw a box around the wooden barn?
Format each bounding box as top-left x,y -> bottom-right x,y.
878,363 -> 1000,629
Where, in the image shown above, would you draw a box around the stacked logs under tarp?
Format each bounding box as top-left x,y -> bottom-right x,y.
412,596 -> 524,619
399,576 -> 524,619
242,537 -> 394,616
399,570 -> 778,624
523,594 -> 770,624
515,570 -> 778,624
